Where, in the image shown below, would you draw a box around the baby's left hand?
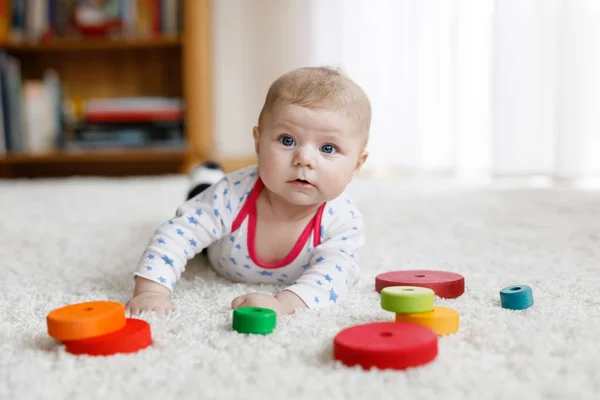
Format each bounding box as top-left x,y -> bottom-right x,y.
231,291 -> 307,316
231,293 -> 287,315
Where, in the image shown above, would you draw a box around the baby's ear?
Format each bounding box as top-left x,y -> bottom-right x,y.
355,150 -> 369,173
253,126 -> 260,154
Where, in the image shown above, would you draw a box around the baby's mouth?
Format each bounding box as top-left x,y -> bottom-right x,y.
290,178 -> 314,187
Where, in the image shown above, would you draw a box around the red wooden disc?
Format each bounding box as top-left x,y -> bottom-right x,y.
333,322 -> 438,370
375,270 -> 465,298
63,318 -> 152,356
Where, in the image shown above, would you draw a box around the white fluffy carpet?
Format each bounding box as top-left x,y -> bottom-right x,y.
1,174 -> 599,400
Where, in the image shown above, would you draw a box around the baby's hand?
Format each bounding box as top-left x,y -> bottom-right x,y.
126,292 -> 175,316
231,291 -> 307,316
231,293 -> 286,315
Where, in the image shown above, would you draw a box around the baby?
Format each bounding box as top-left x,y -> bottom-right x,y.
126,66 -> 371,316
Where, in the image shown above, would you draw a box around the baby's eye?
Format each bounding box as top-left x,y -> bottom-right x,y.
280,135 -> 295,147
321,144 -> 337,154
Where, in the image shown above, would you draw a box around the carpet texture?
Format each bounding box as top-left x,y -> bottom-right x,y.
1,175 -> 599,400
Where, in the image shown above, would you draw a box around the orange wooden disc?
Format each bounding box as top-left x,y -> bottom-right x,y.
395,306 -> 460,336
47,301 -> 126,341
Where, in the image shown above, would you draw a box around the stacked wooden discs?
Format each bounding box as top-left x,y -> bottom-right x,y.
380,286 -> 460,336
46,300 -> 152,356
333,269 -> 465,371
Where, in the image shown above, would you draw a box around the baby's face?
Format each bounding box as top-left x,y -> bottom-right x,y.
254,104 -> 367,207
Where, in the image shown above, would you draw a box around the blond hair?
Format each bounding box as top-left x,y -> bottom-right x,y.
258,67 -> 371,138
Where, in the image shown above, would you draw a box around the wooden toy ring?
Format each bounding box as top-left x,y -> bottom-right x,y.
63,318 -> 152,356
380,286 -> 435,314
232,307 -> 276,334
500,285 -> 534,310
395,306 -> 460,336
333,321 -> 438,370
376,270 -> 465,298
47,301 -> 126,341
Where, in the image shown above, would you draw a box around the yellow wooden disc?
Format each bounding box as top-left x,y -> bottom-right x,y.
395,306 -> 459,336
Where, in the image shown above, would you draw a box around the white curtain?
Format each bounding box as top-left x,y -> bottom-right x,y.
213,0 -> 600,183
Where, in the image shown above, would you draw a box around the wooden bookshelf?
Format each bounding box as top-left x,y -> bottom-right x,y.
0,148 -> 187,178
0,0 -> 212,179
0,36 -> 183,51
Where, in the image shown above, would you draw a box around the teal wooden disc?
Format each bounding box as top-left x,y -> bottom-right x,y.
500,285 -> 534,310
380,286 -> 435,314
232,307 -> 276,334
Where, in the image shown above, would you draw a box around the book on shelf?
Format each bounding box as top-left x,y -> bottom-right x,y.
0,0 -> 183,43
0,52 -> 185,155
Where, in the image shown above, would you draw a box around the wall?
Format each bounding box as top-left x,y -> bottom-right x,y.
211,0 -> 342,159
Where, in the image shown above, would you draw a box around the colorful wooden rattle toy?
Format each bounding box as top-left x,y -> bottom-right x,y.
394,306 -> 460,336
376,269 -> 465,298
333,321 -> 438,370
232,306 -> 276,334
380,286 -> 435,314
500,285 -> 534,310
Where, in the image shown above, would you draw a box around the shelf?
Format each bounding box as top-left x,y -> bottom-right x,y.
0,148 -> 186,164
0,36 -> 182,52
0,148 -> 189,178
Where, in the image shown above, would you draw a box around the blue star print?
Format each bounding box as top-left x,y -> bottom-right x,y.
226,200 -> 232,212
328,207 -> 334,216
223,189 -> 228,195
146,265 -> 152,271
159,276 -> 167,284
214,209 -> 220,217
162,255 -> 174,267
176,228 -> 184,236
190,239 -> 197,247
187,216 -> 198,226
195,208 -> 203,216
259,271 -> 274,277
234,180 -> 241,186
329,288 -> 338,303
324,274 -> 332,282
314,296 -> 320,303
157,237 -> 166,244
316,256 -> 325,263
230,257 -> 237,265
336,265 -> 343,272
147,254 -> 155,260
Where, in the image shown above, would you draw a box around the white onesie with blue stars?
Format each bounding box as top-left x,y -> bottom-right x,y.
134,165 -> 365,309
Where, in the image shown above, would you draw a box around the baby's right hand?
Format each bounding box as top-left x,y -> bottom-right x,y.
126,292 -> 175,317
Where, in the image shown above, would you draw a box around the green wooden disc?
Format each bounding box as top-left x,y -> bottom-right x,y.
232,307 -> 276,334
380,286 -> 435,314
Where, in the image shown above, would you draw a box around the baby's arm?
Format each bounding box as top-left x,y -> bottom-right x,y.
128,176 -> 236,315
